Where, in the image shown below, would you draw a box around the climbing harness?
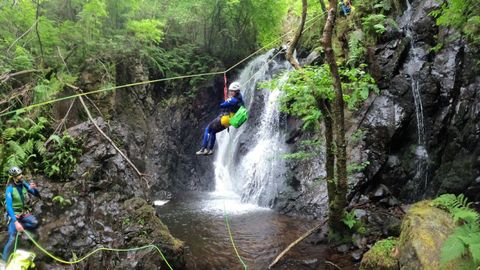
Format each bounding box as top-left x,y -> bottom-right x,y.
223,205 -> 248,270
10,231 -> 174,270
0,11 -> 327,118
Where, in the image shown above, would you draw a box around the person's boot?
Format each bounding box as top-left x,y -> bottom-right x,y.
196,148 -> 208,155
206,149 -> 214,155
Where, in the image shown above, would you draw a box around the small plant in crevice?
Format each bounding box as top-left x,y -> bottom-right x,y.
350,128 -> 366,145
42,133 -> 82,181
282,139 -> 323,161
347,161 -> 370,175
52,195 -> 72,207
430,194 -> 480,269
342,210 -> 368,235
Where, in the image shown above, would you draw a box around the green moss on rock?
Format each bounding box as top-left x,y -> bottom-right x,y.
360,237 -> 399,270
397,201 -> 456,270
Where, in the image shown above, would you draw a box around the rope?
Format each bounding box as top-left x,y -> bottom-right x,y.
20,231 -> 174,270
223,205 -> 248,270
224,72 -> 228,100
0,11 -> 327,118
242,11 -> 325,86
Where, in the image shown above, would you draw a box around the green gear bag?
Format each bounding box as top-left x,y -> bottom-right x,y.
229,106 -> 248,128
6,249 -> 36,270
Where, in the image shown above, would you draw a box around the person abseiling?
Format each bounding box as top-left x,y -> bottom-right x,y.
196,81 -> 244,156
2,166 -> 40,262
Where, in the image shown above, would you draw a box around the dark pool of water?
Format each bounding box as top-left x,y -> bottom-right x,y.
156,192 -> 357,270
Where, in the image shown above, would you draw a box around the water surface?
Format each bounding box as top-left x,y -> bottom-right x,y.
156,192 -> 355,270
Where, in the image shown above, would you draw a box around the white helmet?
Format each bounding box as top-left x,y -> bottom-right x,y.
228,82 -> 241,92
8,166 -> 22,177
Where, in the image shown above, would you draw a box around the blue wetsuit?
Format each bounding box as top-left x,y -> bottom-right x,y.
3,180 -> 40,262
201,94 -> 244,150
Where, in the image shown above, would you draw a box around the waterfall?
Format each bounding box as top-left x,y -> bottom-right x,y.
401,0 -> 429,194
214,50 -> 291,207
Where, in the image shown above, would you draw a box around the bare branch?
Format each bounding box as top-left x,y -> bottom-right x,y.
6,18 -> 39,53
268,218 -> 328,269
286,0 -> 308,69
44,98 -> 76,147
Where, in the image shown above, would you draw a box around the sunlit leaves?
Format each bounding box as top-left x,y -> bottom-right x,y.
263,64 -> 378,130
126,19 -> 165,44
430,0 -> 480,45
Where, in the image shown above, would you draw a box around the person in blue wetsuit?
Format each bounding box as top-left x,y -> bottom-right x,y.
2,166 -> 40,262
196,81 -> 244,156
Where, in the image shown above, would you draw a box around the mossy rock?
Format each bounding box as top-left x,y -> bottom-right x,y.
360,237 -> 399,270
397,201 -> 456,270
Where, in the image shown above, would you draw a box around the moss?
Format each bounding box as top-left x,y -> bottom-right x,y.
360,237 -> 399,270
397,201 -> 456,270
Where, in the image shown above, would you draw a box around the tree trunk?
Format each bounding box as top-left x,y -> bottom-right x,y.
322,0 -> 348,233
319,0 -> 327,12
318,100 -> 335,204
34,0 -> 44,65
286,0 -> 307,69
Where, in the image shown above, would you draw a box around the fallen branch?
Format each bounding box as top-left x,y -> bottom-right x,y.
44,98 -> 76,147
268,218 -> 328,269
6,18 -> 39,53
0,69 -> 45,83
325,260 -> 342,270
0,84 -> 32,106
269,201 -> 383,269
78,96 -> 147,180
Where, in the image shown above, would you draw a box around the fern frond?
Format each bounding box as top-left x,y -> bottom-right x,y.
48,135 -> 61,145
347,30 -> 366,67
2,128 -> 16,140
440,234 -> 466,267
7,141 -> 26,160
23,139 -> 34,155
35,141 -> 47,155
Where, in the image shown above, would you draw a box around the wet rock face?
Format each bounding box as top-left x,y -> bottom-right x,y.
353,0 -> 480,202
26,119 -> 186,270
111,56 -> 222,194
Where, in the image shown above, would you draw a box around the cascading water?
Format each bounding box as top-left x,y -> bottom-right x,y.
401,0 -> 429,195
214,49 -> 291,207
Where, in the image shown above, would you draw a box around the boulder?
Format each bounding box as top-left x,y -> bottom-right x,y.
397,201 -> 455,270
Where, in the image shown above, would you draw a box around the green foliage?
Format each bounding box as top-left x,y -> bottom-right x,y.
362,14 -> 387,36
350,128 -> 366,145
342,210 -> 367,235
347,161 -> 370,174
263,64 -> 378,131
431,194 -> 479,224
43,133 -> 82,181
430,0 -> 480,45
52,195 -> 72,206
0,116 -> 48,177
347,30 -> 366,67
431,194 -> 480,269
342,211 -> 357,229
0,116 -> 82,181
282,139 -> 323,161
126,19 -> 165,44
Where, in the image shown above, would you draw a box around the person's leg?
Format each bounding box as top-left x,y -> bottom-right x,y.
2,220 -> 17,262
208,131 -> 216,150
19,214 -> 38,230
202,126 -> 210,149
